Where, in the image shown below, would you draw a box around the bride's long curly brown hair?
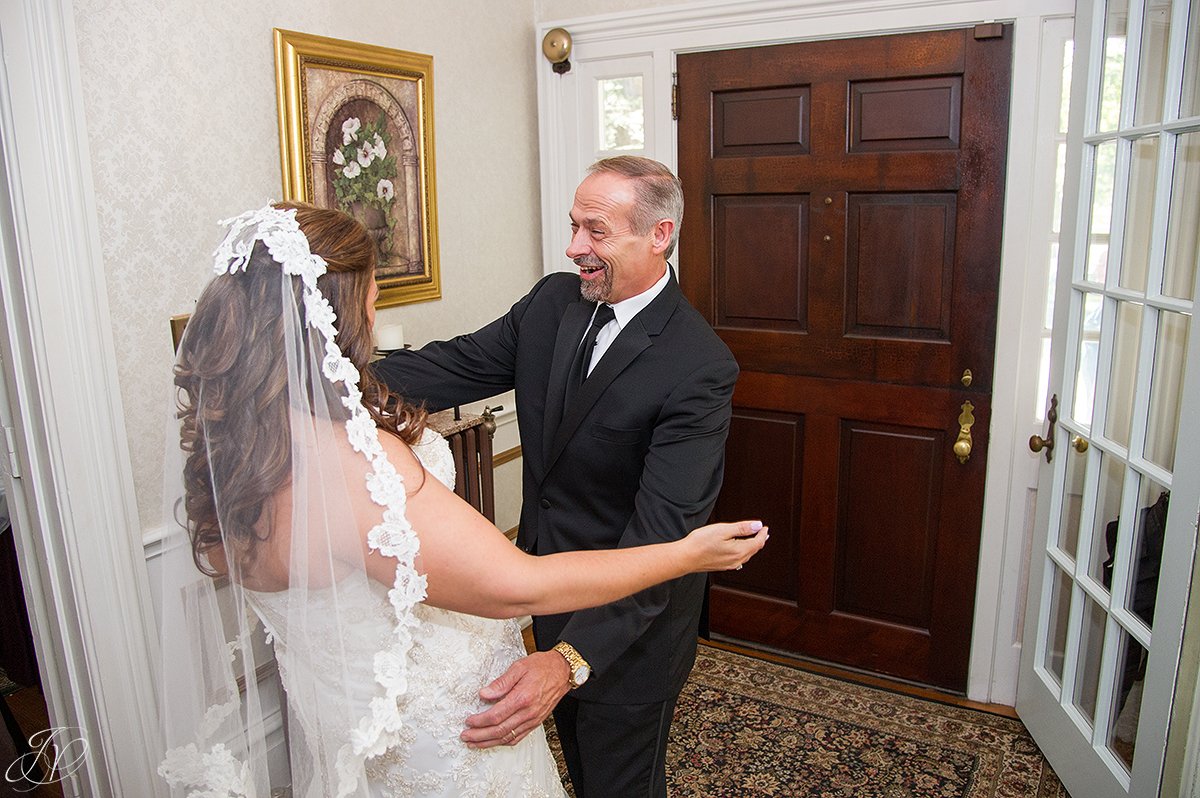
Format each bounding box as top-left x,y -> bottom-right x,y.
174,202 -> 426,576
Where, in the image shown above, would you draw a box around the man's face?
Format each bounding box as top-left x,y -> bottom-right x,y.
566,172 -> 664,304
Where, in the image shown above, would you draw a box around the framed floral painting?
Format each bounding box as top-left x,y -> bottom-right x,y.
274,29 -> 440,307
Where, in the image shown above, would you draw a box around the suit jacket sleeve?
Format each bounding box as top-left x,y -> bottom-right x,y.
369,275 -> 555,410
557,353 -> 738,676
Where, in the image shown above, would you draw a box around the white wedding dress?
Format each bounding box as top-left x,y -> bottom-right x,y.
248,429 -> 567,798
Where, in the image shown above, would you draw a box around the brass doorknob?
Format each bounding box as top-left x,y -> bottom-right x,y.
1072,436 -> 1088,453
1029,434 -> 1054,453
1029,394 -> 1059,463
954,401 -> 975,464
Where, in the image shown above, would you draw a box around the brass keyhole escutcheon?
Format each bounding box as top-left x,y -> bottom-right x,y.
961,369 -> 973,387
954,401 -> 975,464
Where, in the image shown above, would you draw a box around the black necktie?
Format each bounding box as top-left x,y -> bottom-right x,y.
564,303 -> 615,407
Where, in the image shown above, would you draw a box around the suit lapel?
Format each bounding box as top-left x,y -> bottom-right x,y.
543,270 -> 683,474
545,323 -> 651,472
542,300 -> 593,462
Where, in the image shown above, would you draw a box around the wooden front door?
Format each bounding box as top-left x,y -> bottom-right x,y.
678,25 -> 1013,691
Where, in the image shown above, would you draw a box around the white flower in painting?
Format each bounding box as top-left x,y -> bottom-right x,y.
332,149 -> 346,166
372,133 -> 387,159
343,161 -> 361,179
357,144 -> 374,168
342,117 -> 361,145
376,179 -> 395,201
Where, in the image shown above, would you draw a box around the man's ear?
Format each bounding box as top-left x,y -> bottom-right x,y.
649,219 -> 675,256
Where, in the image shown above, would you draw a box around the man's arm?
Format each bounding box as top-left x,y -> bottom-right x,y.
371,274 -> 558,409
461,354 -> 737,748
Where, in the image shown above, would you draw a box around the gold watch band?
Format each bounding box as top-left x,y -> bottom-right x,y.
552,641 -> 591,688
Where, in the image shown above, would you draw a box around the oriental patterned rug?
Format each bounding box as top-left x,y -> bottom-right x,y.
546,644 -> 1068,797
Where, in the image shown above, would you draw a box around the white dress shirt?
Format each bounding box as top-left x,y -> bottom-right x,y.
585,267 -> 671,376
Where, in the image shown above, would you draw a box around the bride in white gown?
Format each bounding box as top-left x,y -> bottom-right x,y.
155,203 -> 766,798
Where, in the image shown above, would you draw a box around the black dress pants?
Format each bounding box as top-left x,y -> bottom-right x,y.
552,691 -> 679,798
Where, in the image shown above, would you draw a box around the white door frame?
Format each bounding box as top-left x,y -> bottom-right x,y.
537,0 -> 1074,705
0,0 -> 159,793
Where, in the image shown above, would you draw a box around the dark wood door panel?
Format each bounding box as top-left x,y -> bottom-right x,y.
714,195 -> 809,331
836,420 -> 945,628
711,410 -> 804,603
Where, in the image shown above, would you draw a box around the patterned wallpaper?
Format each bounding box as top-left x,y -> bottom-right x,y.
71,0 -> 542,530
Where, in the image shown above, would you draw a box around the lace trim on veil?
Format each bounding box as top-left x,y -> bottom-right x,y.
160,205 -> 428,798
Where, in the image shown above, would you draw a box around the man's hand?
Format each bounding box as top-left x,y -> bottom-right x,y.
461,650 -> 572,749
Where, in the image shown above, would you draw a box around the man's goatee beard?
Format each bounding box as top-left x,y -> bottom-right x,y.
579,265 -> 612,303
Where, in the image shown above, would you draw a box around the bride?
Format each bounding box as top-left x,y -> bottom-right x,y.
155,202 -> 766,798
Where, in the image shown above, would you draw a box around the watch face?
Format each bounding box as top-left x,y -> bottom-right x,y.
573,666 -> 590,685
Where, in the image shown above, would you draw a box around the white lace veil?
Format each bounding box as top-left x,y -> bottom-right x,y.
156,204 -> 426,797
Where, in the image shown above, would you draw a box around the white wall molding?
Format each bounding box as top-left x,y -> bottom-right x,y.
0,0 -> 159,793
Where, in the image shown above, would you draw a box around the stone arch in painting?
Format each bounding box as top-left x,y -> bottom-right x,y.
310,77 -> 423,276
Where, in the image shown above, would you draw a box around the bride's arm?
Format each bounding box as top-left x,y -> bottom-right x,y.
357,436 -> 767,619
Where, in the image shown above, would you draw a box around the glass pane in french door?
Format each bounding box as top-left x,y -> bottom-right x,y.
1118,137 -> 1159,293
1108,628 -> 1148,770
1163,131 -> 1200,300
1134,1 -> 1173,125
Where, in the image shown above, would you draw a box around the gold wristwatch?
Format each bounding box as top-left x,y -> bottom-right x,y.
552,641 -> 591,688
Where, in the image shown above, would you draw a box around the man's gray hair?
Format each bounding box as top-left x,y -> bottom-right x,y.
587,156 -> 683,260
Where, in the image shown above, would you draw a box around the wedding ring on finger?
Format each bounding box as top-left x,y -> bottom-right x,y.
735,564 -> 743,570
506,728 -> 518,744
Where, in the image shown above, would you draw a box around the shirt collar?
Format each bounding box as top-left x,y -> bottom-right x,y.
606,266 -> 670,329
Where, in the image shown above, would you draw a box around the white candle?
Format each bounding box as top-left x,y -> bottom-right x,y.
375,323 -> 405,351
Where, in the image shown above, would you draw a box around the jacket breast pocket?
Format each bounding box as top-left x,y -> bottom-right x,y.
589,423 -> 645,445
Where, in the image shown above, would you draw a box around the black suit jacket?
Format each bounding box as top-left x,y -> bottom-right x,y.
372,270 -> 737,704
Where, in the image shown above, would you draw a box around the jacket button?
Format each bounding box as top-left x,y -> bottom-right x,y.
540,498 -> 551,509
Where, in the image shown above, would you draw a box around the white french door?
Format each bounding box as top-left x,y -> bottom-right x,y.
1016,1 -> 1200,795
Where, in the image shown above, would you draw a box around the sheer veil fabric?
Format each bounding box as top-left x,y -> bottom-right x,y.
157,206 -> 428,798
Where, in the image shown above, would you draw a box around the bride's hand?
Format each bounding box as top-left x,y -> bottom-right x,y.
682,520 -> 768,572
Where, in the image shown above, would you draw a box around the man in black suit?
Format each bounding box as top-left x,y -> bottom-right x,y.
372,156 -> 737,797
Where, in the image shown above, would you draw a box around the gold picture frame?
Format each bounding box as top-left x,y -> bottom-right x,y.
274,28 -> 441,308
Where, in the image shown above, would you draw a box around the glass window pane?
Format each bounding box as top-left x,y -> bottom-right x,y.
1133,1 -> 1173,125
1099,0 -> 1130,131
1043,564 -> 1074,687
1088,141 -> 1119,283
1123,476 -> 1170,629
1037,338 -> 1052,423
1054,142 -> 1069,234
1108,630 -> 1148,774
1105,301 -> 1143,447
1182,0 -> 1200,117
1145,310 -> 1189,470
1073,292 -> 1104,426
1061,40 -> 1075,134
1163,131 -> 1200,300
1119,137 -> 1160,292
1090,454 -> 1127,586
599,76 -> 645,151
1046,242 -> 1060,329
1073,595 -> 1108,727
1057,438 -> 1090,559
